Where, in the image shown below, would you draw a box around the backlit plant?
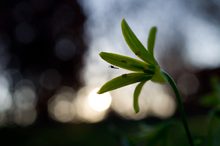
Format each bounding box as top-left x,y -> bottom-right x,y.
98,19 -> 194,146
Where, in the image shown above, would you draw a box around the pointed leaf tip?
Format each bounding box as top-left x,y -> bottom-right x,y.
97,89 -> 103,94
148,26 -> 157,55
121,19 -> 155,64
133,81 -> 147,113
99,52 -> 104,57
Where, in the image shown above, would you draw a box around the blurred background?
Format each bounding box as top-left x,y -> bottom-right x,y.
1,0 -> 220,145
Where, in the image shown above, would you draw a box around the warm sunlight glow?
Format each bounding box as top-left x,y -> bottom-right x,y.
88,88 -> 112,112
53,100 -> 73,122
73,86 -> 110,123
111,80 -> 176,119
111,83 -> 150,120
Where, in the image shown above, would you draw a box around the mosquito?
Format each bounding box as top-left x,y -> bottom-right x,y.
109,65 -> 119,69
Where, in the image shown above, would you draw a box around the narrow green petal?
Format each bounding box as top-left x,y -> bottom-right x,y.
148,26 -> 157,55
121,19 -> 155,64
98,73 -> 152,94
133,81 -> 147,113
99,52 -> 155,73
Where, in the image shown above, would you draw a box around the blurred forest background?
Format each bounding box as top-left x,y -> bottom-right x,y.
1,0 -> 220,145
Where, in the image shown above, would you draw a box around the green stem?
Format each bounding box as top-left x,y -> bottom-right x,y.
162,71 -> 194,146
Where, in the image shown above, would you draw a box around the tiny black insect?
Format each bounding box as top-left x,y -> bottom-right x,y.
109,65 -> 119,69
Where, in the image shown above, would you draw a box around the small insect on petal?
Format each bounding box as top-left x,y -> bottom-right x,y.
109,65 -> 119,69
100,52 -> 151,72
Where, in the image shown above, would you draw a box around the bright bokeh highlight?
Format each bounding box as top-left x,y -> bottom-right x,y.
88,88 -> 112,112
74,86 -> 111,123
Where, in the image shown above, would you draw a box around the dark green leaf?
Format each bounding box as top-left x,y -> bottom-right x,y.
98,73 -> 152,94
133,81 -> 147,113
99,52 -> 155,73
147,26 -> 157,55
121,19 -> 155,65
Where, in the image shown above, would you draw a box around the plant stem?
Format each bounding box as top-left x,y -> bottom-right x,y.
162,71 -> 194,146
